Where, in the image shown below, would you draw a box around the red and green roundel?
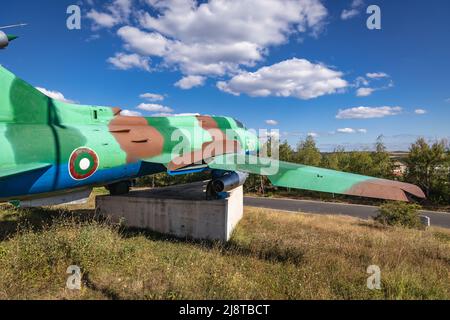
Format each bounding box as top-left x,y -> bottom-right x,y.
68,147 -> 99,180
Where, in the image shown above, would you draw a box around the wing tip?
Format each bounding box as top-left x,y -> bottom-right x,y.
347,179 -> 426,202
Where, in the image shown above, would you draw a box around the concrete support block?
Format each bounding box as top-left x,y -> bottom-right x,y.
96,182 -> 243,242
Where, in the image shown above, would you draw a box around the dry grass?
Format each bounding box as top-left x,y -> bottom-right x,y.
0,192 -> 449,300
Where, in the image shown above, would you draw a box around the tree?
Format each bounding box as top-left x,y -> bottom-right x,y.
348,151 -> 374,176
371,135 -> 394,178
321,146 -> 349,171
405,138 -> 448,199
279,140 -> 294,162
295,135 -> 322,166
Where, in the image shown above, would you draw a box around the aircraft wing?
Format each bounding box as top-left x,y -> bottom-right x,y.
207,154 -> 425,202
0,163 -> 52,179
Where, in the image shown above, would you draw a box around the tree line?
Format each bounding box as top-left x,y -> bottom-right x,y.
137,136 -> 450,206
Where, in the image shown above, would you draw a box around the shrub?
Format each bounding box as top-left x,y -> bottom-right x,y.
375,202 -> 423,229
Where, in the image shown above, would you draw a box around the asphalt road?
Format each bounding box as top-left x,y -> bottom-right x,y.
244,196 -> 450,229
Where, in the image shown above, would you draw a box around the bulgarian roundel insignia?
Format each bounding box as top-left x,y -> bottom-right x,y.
69,147 -> 99,180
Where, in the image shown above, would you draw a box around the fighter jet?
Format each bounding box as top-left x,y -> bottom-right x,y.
0,36 -> 425,206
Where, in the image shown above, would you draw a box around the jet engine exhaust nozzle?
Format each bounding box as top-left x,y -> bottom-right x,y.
207,171 -> 248,200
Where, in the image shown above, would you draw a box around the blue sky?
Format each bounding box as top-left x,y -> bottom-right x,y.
1,0 -> 449,151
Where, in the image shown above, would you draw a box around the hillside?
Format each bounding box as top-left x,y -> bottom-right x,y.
0,193 -> 449,300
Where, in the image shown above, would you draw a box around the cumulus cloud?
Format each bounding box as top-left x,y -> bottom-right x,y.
107,0 -> 328,81
414,109 -> 427,115
337,128 -> 355,134
217,58 -> 347,99
265,120 -> 279,126
308,132 -> 319,137
141,0 -> 327,44
175,75 -> 206,89
341,0 -> 364,20
87,0 -> 132,29
87,10 -> 120,28
137,103 -> 174,113
356,87 -> 375,97
121,109 -> 143,117
336,106 -> 403,119
353,72 -> 392,97
117,26 -> 169,57
36,87 -> 75,103
107,53 -> 150,71
337,128 -> 367,134
140,93 -> 165,101
366,72 -> 389,79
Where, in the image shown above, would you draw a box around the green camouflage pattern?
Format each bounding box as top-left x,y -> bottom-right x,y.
0,65 -> 426,202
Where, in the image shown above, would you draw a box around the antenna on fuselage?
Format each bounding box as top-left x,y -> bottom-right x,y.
0,23 -> 28,30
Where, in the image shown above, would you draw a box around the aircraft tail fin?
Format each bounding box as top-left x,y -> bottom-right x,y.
0,65 -> 55,123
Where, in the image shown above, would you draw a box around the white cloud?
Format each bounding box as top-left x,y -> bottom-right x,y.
354,72 -> 392,96
337,128 -> 367,134
341,9 -> 359,20
175,75 -> 206,89
217,58 -> 347,99
121,109 -> 143,117
137,103 -> 174,113
87,0 -> 132,28
356,87 -> 375,97
341,0 -> 364,20
265,120 -> 279,126
107,53 -> 150,71
336,106 -> 403,119
337,128 -> 355,134
36,87 -> 74,103
87,10 -> 120,28
414,109 -> 427,115
117,26 -> 169,57
110,0 -> 132,19
140,93 -> 165,101
141,0 -> 327,44
308,132 -> 319,137
366,72 -> 389,79
114,0 -> 327,77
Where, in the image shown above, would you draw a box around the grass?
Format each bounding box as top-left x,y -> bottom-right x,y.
0,191 -> 449,300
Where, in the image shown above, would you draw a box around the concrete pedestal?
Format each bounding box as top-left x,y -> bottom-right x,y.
96,181 -> 243,242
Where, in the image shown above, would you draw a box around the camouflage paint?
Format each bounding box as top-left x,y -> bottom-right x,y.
0,65 -> 425,202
